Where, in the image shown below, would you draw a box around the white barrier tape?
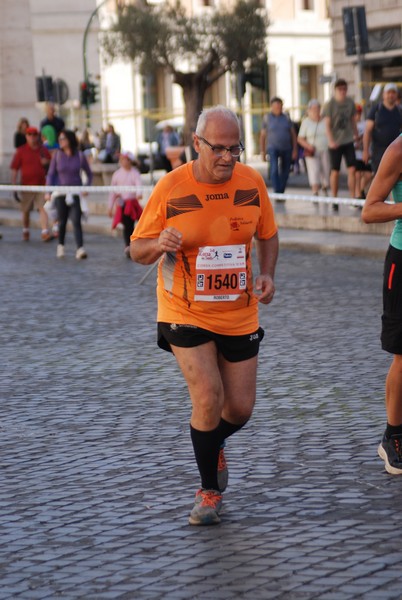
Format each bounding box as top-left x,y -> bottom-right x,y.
271,192 -> 365,208
0,183 -> 365,208
0,184 -> 154,194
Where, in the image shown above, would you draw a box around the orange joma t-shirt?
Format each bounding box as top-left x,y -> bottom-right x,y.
132,161 -> 277,335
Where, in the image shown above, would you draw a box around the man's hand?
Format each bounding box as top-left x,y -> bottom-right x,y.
158,227 -> 183,254
255,274 -> 275,304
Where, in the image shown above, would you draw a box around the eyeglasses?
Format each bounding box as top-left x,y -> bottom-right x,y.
26,133 -> 38,136
198,136 -> 244,158
58,136 -> 66,141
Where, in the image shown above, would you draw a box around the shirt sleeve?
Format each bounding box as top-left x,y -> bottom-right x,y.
298,119 -> 307,137
367,104 -> 377,121
131,180 -> 166,241
46,152 -> 58,186
10,149 -> 21,170
254,173 -> 278,240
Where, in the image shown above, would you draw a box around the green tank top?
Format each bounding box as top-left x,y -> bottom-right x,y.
390,180 -> 402,250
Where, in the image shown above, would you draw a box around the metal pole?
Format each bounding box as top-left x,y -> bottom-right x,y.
352,7 -> 364,104
83,0 -> 108,128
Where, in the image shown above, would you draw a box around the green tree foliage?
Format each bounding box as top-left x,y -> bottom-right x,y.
102,0 -> 268,142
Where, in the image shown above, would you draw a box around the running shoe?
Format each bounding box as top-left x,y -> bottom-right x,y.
41,231 -> 53,242
76,247 -> 87,260
217,444 -> 228,492
378,433 -> 402,475
189,489 -> 222,526
56,244 -> 65,259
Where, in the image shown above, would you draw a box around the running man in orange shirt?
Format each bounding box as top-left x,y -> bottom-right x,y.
131,106 -> 279,525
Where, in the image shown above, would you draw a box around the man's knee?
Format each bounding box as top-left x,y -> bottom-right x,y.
392,354 -> 402,370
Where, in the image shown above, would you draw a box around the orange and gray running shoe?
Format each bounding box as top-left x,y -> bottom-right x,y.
189,488 -> 223,526
217,443 -> 228,492
378,432 -> 402,475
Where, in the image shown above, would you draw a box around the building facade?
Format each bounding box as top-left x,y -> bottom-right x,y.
0,0 -> 333,178
330,1 -> 402,106
0,0 -> 101,181
100,0 -> 333,156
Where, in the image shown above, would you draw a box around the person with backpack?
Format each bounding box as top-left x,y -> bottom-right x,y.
363,83 -> 402,174
45,129 -> 93,259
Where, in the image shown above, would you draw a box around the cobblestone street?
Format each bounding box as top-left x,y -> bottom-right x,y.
1,226 -> 401,599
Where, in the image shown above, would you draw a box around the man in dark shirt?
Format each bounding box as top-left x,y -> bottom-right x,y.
40,102 -> 65,148
363,83 -> 402,173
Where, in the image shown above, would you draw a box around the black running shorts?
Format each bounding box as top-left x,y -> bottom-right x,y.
382,245 -> 402,354
329,142 -> 356,171
157,322 -> 265,362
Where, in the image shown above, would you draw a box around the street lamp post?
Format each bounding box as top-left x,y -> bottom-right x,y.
83,0 -> 108,128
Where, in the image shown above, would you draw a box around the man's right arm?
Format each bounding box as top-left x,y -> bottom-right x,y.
10,168 -> 18,185
130,227 -> 182,264
260,127 -> 267,160
362,119 -> 374,163
324,115 -> 337,148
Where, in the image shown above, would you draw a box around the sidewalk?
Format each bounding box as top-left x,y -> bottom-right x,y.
0,225 -> 400,599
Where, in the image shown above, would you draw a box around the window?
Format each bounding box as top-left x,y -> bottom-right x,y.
301,0 -> 314,10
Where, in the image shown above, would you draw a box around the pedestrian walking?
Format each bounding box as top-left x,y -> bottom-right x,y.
45,129 -> 93,260
131,105 -> 278,526
297,99 -> 330,198
109,151 -> 143,257
260,96 -> 298,195
322,78 -> 358,208
10,126 -> 52,242
363,83 -> 402,175
40,102 -> 65,140
362,133 -> 402,475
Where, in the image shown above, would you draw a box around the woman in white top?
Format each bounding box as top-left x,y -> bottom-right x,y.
297,99 -> 330,197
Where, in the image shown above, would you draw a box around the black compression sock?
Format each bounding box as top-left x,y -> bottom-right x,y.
385,423 -> 402,438
190,424 -> 221,491
216,418 -> 246,445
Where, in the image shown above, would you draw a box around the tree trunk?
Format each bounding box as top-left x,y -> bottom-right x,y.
174,72 -> 208,146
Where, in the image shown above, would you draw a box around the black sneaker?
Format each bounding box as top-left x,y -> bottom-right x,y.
378,433 -> 402,474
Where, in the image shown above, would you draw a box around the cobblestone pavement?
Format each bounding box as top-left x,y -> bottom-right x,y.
1,226 -> 401,600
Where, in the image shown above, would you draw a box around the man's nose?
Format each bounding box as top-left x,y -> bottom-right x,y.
222,149 -> 233,161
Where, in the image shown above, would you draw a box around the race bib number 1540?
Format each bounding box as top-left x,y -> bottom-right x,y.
194,244 -> 247,301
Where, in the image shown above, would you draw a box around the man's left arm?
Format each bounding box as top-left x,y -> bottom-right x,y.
254,232 -> 279,304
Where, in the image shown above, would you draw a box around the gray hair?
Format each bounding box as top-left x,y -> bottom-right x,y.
195,105 -> 240,136
307,99 -> 320,109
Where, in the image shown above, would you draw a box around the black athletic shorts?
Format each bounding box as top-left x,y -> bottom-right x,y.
157,322 -> 265,362
355,159 -> 372,173
382,245 -> 402,354
329,142 -> 356,171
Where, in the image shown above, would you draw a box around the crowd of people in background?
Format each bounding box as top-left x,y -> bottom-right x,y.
260,78 -> 402,210
6,80 -> 402,254
9,103 -> 149,258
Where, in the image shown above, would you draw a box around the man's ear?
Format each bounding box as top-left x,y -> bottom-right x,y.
193,133 -> 200,154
